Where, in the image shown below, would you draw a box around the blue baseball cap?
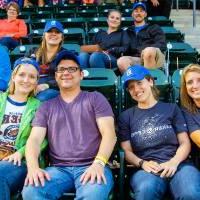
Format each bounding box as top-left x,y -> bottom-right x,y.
122,65 -> 151,88
13,57 -> 40,72
54,50 -> 80,67
44,20 -> 64,33
132,2 -> 147,12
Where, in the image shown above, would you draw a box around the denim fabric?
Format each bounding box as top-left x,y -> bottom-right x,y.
0,161 -> 27,200
79,52 -> 117,68
36,89 -> 59,102
22,165 -> 114,200
0,37 -> 19,50
130,162 -> 200,200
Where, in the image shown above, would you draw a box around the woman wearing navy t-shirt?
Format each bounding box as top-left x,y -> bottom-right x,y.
118,65 -> 200,200
181,64 -> 200,149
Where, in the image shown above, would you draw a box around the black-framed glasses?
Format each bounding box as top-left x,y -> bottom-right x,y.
56,66 -> 79,73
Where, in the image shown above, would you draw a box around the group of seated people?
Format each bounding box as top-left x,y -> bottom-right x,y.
1,51 -> 200,199
1,2 -> 167,101
1,2 -> 200,199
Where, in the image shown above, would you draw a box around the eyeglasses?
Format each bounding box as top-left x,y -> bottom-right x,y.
56,66 -> 79,73
8,8 -> 17,12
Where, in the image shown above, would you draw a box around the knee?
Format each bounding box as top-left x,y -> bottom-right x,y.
178,187 -> 200,200
80,184 -> 110,200
22,186 -> 44,200
117,57 -> 130,73
89,52 -> 101,62
142,47 -> 157,60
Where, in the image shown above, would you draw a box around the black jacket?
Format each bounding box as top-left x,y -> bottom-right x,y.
126,24 -> 166,57
92,29 -> 129,58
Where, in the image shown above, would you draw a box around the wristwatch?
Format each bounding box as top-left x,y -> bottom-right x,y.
138,159 -> 144,168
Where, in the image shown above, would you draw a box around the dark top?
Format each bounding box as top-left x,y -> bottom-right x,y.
27,47 -> 67,89
182,108 -> 200,134
118,102 -> 187,163
92,29 -> 129,58
125,23 -> 166,57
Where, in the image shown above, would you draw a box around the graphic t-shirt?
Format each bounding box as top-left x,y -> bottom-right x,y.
0,97 -> 26,151
118,102 -> 187,163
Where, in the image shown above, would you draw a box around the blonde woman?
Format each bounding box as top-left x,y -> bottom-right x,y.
0,57 -> 47,199
181,64 -> 200,149
28,20 -> 66,101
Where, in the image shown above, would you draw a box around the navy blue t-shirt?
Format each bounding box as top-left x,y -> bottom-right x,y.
182,108 -> 200,134
118,102 -> 187,163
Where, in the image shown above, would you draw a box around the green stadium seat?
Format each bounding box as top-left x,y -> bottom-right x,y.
56,4 -> 77,13
171,68 -> 183,104
76,10 -> 97,18
30,12 -> 52,20
59,18 -> 86,30
63,43 -> 81,53
80,68 -> 120,116
63,28 -> 86,44
161,26 -> 184,42
53,10 -> 76,19
87,17 -> 108,30
37,5 -> 55,12
147,16 -> 173,26
30,18 -> 52,30
87,27 -> 107,43
121,69 -> 170,111
169,42 -> 198,74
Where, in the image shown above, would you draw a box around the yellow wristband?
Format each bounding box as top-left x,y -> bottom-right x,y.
94,159 -> 105,167
95,155 -> 108,164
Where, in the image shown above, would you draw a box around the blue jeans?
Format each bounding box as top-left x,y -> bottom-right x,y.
0,161 -> 27,200
79,52 -> 117,68
0,37 -> 19,50
36,89 -> 59,102
131,162 -> 200,200
22,165 -> 114,200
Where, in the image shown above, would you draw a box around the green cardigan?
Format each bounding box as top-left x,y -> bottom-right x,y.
0,92 -> 48,165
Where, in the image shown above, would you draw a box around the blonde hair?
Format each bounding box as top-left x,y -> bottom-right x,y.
6,2 -> 20,14
35,34 -> 64,64
8,64 -> 39,97
180,64 -> 200,113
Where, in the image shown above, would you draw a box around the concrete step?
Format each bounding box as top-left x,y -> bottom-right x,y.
170,9 -> 200,52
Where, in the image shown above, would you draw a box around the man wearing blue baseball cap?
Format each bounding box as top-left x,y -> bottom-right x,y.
117,2 -> 166,73
22,50 -> 116,200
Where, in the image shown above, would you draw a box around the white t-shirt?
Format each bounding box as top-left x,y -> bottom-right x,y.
0,97 -> 26,151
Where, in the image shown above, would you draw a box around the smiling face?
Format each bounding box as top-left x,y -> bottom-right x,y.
55,59 -> 83,91
7,5 -> 18,19
185,71 -> 200,105
132,6 -> 147,25
107,10 -> 121,30
12,64 -> 38,96
127,78 -> 154,104
44,28 -> 63,46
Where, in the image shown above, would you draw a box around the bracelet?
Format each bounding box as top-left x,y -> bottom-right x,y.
138,159 -> 144,168
95,155 -> 108,165
94,159 -> 105,167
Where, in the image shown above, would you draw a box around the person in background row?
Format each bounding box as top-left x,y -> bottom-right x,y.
22,50 -> 116,199
0,2 -> 27,50
0,57 -> 47,200
27,20 -> 67,102
118,65 -> 200,200
23,0 -> 44,7
181,64 -> 200,149
117,2 -> 166,73
79,9 -> 129,68
0,45 -> 11,92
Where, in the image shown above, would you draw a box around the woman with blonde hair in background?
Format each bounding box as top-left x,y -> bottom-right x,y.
0,57 -> 47,200
181,64 -> 200,149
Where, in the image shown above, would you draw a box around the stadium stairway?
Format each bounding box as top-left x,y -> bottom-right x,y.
170,9 -> 200,53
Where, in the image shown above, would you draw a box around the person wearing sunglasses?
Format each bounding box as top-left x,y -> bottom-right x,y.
0,2 -> 27,50
22,50 -> 116,200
